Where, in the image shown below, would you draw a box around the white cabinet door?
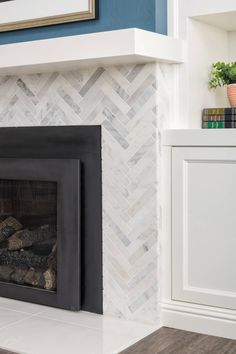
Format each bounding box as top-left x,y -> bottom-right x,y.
172,147 -> 236,309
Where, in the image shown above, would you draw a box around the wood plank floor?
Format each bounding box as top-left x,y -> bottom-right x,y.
120,327 -> 236,354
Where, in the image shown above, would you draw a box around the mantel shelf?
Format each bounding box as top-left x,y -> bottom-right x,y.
0,28 -> 185,75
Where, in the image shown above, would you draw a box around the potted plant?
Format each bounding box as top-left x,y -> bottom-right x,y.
209,62 -> 236,107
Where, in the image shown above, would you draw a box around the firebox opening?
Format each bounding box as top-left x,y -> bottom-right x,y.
0,179 -> 57,292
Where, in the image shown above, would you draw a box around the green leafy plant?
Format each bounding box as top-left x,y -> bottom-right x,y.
209,62 -> 236,89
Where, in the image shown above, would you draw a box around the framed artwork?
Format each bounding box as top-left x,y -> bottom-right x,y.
0,0 -> 96,32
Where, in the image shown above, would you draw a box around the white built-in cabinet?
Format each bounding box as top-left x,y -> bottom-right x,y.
161,0 -> 236,338
172,146 -> 236,310
162,131 -> 236,338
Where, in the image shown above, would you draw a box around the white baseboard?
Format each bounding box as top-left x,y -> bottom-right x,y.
161,300 -> 236,340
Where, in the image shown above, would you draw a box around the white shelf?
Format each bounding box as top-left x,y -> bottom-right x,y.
0,28 -> 185,75
163,129 -> 236,147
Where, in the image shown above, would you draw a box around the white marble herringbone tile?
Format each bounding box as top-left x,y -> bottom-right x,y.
0,63 -> 171,324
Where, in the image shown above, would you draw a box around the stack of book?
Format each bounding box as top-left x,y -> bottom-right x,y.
202,108 -> 236,128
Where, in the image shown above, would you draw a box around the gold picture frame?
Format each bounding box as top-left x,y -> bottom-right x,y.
0,0 -> 96,32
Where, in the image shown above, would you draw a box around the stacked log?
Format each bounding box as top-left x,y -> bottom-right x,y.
21,267 -> 56,290
0,217 -> 22,243
0,216 -> 57,290
44,243 -> 57,290
24,268 -> 47,288
11,267 -> 28,284
31,238 -> 56,256
0,248 -> 48,268
8,224 -> 56,251
43,269 -> 56,290
47,243 -> 57,272
0,265 -> 57,290
0,265 -> 15,282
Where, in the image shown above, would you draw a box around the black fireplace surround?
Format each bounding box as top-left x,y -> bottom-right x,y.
0,126 -> 102,314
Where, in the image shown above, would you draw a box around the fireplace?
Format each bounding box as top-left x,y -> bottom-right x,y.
0,126 -> 102,314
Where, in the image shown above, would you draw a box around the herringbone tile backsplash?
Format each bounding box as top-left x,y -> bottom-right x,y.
0,63 -> 172,324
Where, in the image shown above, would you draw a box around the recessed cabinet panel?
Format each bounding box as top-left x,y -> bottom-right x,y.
172,147 -> 236,310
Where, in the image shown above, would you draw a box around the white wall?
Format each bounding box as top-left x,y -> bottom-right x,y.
228,32 -> 236,61
184,20 -> 228,128
184,0 -> 236,17
176,0 -> 236,38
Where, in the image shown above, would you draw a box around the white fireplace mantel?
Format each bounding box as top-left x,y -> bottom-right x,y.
0,28 -> 185,75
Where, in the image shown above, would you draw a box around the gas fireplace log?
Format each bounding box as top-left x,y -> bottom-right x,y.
47,243 -> 57,272
44,269 -> 56,290
8,224 -> 56,251
0,249 -> 48,268
0,217 -> 22,243
23,267 -> 56,290
31,238 -> 56,256
0,265 -> 15,282
24,268 -> 46,288
10,267 -> 28,285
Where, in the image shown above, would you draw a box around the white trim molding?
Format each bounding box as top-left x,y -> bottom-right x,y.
161,300 -> 236,340
167,0 -> 179,37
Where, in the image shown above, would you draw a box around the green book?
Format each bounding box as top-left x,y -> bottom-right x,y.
202,121 -> 236,128
202,121 -> 224,128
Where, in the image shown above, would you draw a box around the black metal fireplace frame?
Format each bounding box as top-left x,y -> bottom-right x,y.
0,126 -> 102,314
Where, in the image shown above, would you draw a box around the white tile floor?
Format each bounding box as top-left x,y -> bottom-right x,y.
0,298 -> 158,354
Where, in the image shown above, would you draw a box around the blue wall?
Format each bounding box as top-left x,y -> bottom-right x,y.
0,0 -> 167,45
